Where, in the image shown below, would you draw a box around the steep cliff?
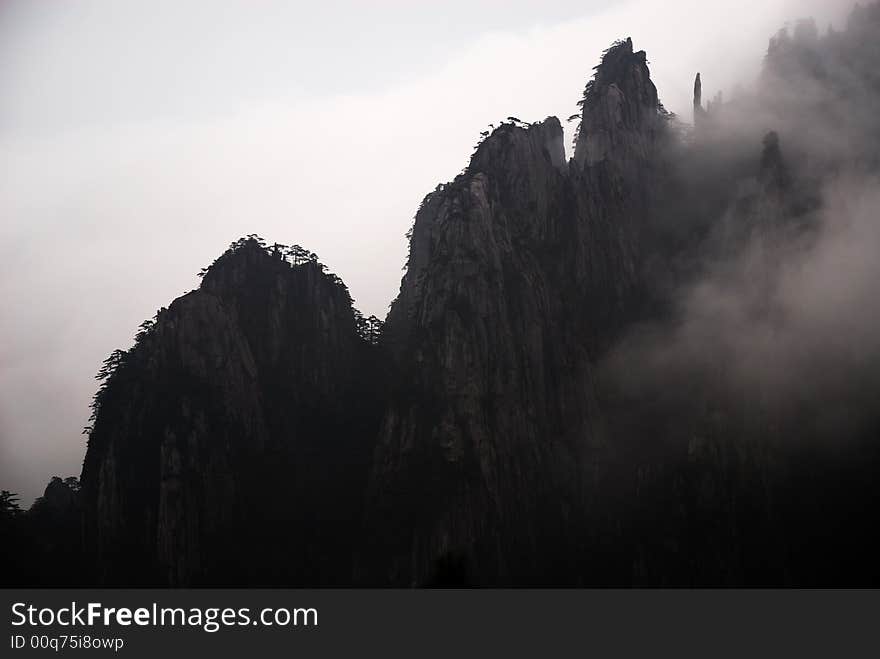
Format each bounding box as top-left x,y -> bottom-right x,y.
71,6 -> 880,587
363,38 -> 670,585
81,238 -> 384,585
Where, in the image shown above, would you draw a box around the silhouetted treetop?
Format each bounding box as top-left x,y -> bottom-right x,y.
1,490 -> 21,518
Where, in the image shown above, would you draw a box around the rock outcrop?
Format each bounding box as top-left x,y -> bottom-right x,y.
70,4 -> 880,587
81,239 -> 384,585
693,72 -> 705,128
574,38 -> 661,173
362,38 -> 670,585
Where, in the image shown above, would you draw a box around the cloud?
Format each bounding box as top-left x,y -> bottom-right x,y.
608,176 -> 880,449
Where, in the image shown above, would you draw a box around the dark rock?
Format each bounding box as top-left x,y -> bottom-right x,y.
80,238 -> 384,585
66,6 -> 880,587
361,38 -> 670,586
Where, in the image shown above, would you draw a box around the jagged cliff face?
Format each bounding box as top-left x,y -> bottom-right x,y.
364,39 -> 670,585
574,39 -> 660,173
81,240 -> 383,585
81,38 -> 672,587
75,5 -> 880,587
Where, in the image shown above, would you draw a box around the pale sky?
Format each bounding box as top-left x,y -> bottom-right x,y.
0,0 -> 852,504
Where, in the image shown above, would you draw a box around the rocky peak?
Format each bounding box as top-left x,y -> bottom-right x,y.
201,237 -> 349,310
573,37 -> 661,169
80,236 -> 382,585
384,117 -> 571,355
362,37 -> 674,585
196,237 -> 360,373
693,72 -> 706,127
469,117 -> 566,175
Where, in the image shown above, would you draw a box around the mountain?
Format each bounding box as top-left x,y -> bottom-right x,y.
80,238 -> 385,585
361,38 -> 671,585
10,4 -> 880,587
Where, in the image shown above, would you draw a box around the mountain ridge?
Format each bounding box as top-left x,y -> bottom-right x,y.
6,4 -> 880,587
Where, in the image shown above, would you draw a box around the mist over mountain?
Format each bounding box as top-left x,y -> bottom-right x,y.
3,2 -> 880,587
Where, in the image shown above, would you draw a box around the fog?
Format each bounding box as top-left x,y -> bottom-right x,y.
603,5 -> 880,446
0,0 -> 853,503
605,175 -> 880,439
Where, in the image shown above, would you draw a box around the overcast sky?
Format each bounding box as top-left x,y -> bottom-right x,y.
0,0 -> 852,504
